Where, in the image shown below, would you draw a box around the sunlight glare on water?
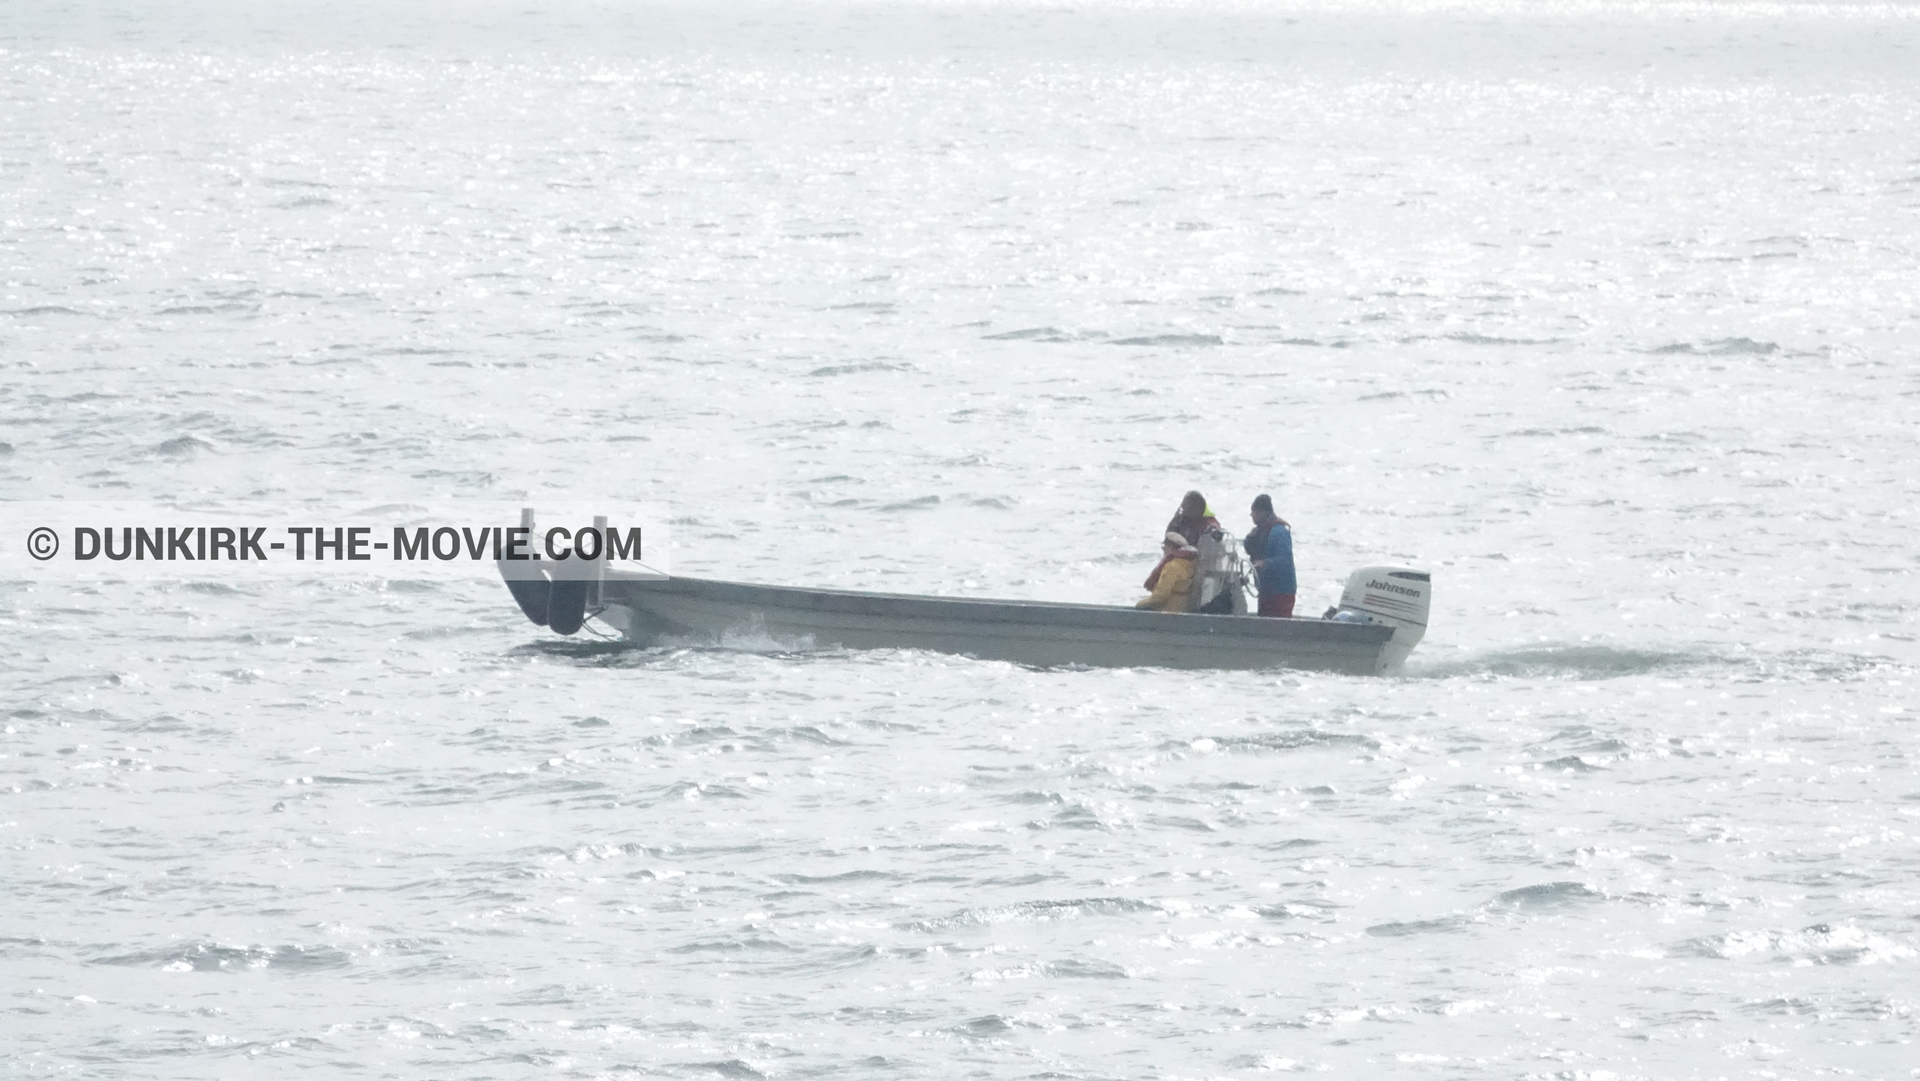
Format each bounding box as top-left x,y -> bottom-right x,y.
2,1 -> 1918,1077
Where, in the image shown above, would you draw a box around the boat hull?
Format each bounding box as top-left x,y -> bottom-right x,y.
586,573 -> 1401,675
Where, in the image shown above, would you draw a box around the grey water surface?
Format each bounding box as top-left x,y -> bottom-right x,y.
3,1 -> 1919,1077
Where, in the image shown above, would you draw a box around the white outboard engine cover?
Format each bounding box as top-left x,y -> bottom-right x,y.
1331,566 -> 1431,670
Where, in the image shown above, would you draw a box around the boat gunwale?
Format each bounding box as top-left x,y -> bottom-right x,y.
602,572 -> 1396,645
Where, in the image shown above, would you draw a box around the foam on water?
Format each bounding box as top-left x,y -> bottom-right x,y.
4,0 -> 1919,1077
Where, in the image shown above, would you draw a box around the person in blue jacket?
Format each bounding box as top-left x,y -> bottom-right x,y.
1243,493 -> 1296,617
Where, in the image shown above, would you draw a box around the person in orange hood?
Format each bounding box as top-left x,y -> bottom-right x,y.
1164,490 -> 1221,547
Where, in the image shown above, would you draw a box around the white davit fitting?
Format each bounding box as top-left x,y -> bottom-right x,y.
1332,566 -> 1432,671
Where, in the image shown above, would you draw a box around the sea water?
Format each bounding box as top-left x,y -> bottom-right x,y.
3,1 -> 1918,1077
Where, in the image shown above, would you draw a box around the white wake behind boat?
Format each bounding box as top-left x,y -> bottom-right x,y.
498,511 -> 1430,675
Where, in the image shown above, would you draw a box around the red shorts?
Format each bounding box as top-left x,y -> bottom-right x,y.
1257,593 -> 1295,618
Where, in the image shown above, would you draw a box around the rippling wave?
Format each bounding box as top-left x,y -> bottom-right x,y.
4,1 -> 1917,1077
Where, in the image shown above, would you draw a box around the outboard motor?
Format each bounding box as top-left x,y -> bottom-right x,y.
1328,566 -> 1431,669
